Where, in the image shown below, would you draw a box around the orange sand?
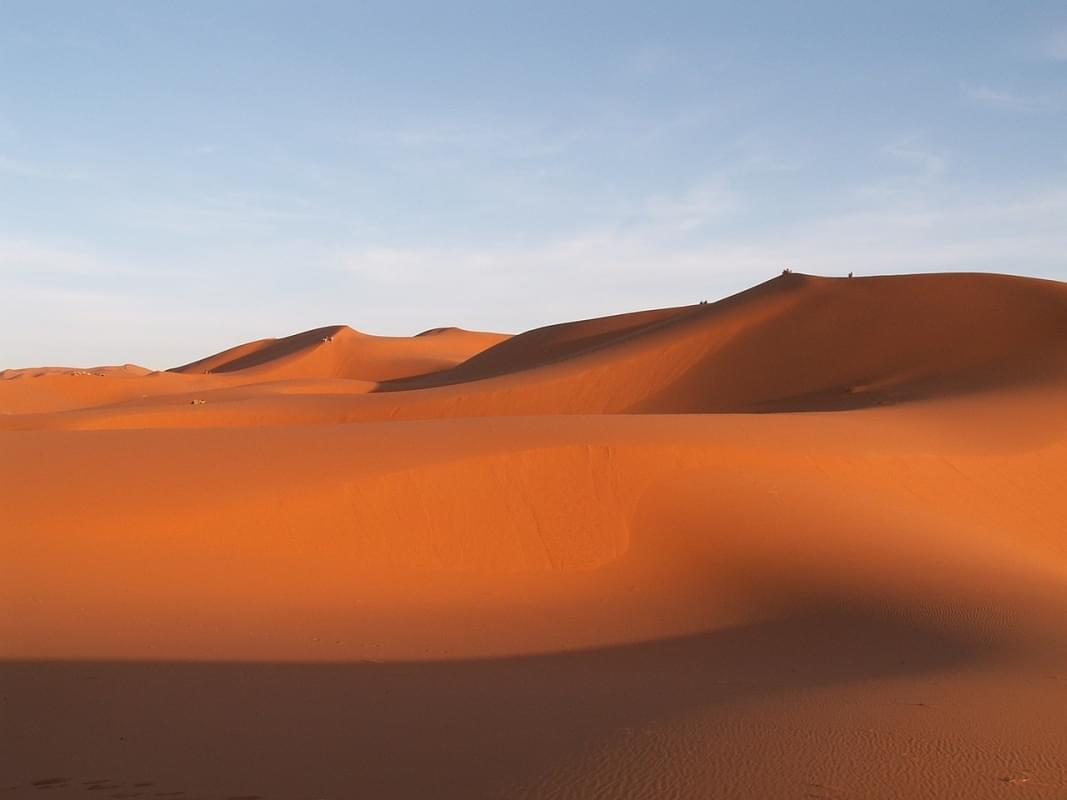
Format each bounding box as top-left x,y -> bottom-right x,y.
2,272 -> 1066,798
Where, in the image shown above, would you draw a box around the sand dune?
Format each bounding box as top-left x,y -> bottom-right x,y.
8,272 -> 1067,431
0,325 -> 507,415
170,324 -> 509,382
3,272 -> 1067,798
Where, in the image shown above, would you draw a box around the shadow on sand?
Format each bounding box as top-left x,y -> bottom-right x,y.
0,601 -> 995,800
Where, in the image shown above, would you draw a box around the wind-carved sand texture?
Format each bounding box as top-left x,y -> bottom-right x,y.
2,272 -> 1067,798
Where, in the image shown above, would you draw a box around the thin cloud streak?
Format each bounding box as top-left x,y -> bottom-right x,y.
0,155 -> 89,181
961,83 -> 1059,112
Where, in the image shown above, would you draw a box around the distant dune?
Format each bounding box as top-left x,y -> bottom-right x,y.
2,272 -> 1066,799
169,324 -> 509,382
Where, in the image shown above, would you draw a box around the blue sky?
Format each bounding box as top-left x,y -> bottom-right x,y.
2,1 -> 1066,368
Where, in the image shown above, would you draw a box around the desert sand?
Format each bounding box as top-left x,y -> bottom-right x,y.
2,272 -> 1067,799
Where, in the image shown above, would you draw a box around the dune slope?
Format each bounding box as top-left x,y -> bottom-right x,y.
2,272 -> 1067,799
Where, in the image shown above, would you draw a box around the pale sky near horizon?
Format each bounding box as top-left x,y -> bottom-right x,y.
2,1 -> 1066,369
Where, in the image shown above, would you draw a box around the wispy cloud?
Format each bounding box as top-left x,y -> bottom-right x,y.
187,144 -> 223,156
643,182 -> 739,232
342,115 -> 585,162
961,82 -> 1057,112
0,236 -> 185,281
0,155 -> 89,181
881,137 -> 948,180
1,28 -> 104,54
0,237 -> 116,276
118,192 -> 315,236
1041,27 -> 1067,61
626,43 -> 679,77
855,137 -> 950,203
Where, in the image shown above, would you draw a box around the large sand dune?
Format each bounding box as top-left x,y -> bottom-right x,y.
3,272 -> 1066,798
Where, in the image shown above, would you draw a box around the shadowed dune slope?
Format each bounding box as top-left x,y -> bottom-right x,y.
4,398 -> 1067,798
382,304 -> 698,389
